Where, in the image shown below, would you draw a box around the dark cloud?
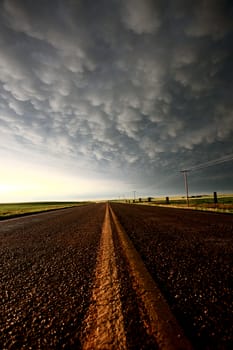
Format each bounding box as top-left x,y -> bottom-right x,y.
0,0 -> 233,196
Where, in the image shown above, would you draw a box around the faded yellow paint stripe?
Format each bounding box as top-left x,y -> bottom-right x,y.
109,205 -> 193,350
82,203 -> 127,350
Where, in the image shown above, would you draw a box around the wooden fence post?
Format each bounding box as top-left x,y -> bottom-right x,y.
213,192 -> 218,204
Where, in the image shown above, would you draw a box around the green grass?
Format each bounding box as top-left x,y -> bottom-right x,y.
116,194 -> 233,214
151,195 -> 233,206
0,201 -> 89,220
131,194 -> 233,205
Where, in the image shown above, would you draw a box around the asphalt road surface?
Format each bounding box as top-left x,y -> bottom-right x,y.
1,204 -> 105,349
111,203 -> 233,350
1,203 -> 232,349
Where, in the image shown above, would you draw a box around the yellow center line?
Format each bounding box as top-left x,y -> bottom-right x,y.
81,203 -> 127,350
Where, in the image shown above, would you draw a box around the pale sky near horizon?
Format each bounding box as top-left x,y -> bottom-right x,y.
0,0 -> 233,202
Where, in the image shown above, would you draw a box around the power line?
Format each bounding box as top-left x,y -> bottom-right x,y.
182,153 -> 233,172
180,152 -> 233,207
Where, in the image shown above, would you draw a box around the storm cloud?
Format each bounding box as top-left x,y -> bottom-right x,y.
0,0 -> 233,197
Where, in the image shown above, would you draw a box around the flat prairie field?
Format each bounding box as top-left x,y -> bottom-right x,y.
0,202 -> 88,220
125,194 -> 233,213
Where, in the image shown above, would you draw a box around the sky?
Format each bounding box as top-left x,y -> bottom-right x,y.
0,0 -> 233,202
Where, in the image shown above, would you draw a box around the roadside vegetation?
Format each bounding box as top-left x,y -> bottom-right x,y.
114,194 -> 233,214
0,202 -> 89,220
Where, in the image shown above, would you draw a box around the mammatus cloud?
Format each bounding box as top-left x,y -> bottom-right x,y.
185,0 -> 232,39
0,0 -> 232,198
122,0 -> 161,34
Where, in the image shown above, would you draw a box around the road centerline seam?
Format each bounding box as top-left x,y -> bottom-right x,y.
81,203 -> 127,349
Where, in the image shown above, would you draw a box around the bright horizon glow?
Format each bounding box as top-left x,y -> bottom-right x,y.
1,152 -> 232,203
0,157 -> 128,203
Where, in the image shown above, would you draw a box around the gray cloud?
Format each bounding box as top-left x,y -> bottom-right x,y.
121,0 -> 162,34
185,0 -> 233,39
0,0 -> 233,195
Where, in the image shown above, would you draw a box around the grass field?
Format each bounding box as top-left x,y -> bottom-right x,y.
151,194 -> 233,205
115,194 -> 233,213
153,195 -> 233,214
0,202 -> 89,220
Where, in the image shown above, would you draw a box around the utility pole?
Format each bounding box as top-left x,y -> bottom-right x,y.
133,190 -> 136,201
179,154 -> 233,208
180,170 -> 190,206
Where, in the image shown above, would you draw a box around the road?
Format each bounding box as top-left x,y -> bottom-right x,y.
1,203 -> 232,349
111,203 -> 233,350
0,204 -> 105,349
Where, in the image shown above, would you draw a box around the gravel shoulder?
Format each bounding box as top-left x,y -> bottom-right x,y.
111,203 -> 233,349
